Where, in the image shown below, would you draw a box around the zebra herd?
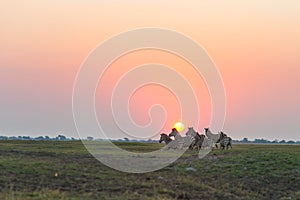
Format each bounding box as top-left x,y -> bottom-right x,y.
159,127 -> 232,150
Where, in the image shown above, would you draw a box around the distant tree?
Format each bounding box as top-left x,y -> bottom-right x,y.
87,136 -> 93,141
22,136 -> 31,140
254,138 -> 269,143
287,140 -> 295,144
0,136 -> 8,140
279,140 -> 286,144
35,136 -> 44,140
242,138 -> 249,143
9,136 -> 17,140
271,139 -> 279,143
57,135 -> 67,141
124,137 -> 129,142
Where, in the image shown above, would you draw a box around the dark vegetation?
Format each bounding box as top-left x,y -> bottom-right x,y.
0,135 -> 299,144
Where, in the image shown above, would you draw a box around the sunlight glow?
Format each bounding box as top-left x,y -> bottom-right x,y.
174,122 -> 185,132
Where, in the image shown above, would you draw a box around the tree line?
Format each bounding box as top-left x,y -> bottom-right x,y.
233,138 -> 300,144
0,135 -> 76,141
0,135 -> 299,144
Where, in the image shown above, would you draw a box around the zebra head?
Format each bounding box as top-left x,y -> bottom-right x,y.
169,128 -> 178,137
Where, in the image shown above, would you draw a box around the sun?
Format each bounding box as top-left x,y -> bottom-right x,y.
174,122 -> 185,132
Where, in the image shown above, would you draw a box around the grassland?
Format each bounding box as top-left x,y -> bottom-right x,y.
0,140 -> 299,200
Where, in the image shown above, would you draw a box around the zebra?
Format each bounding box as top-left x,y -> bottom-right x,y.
185,127 -> 205,150
169,128 -> 194,149
159,133 -> 172,144
200,137 -> 215,150
219,131 -> 232,150
159,133 -> 180,150
204,128 -> 221,149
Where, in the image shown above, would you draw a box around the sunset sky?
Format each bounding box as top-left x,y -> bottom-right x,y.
1,1 -> 299,140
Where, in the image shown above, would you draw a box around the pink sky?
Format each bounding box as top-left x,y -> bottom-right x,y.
0,1 -> 299,140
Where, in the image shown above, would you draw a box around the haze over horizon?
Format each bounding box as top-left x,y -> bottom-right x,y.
1,1 -> 300,141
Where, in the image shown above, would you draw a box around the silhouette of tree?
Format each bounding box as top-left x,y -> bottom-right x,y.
242,138 -> 249,143
57,135 -> 67,141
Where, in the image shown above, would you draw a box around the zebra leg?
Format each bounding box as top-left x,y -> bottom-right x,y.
221,144 -> 225,150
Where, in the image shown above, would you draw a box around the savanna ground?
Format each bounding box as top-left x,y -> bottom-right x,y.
0,140 -> 299,200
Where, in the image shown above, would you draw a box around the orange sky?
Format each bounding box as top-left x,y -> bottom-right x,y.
0,1 -> 300,140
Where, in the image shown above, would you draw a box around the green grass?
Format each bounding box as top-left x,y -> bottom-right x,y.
0,141 -> 299,200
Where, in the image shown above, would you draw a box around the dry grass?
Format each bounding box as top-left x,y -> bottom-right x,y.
0,141 -> 299,200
